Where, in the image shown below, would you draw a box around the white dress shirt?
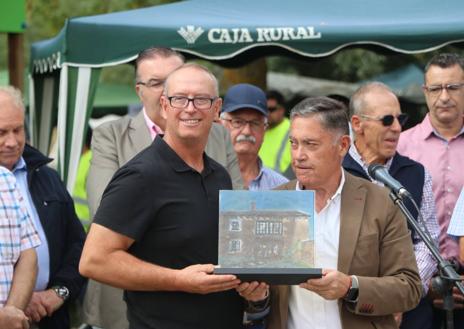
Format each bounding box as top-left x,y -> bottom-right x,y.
288,171 -> 345,329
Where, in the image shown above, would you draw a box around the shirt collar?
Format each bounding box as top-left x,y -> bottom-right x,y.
253,157 -> 265,181
349,144 -> 393,177
12,157 -> 27,173
295,169 -> 345,204
154,136 -> 215,176
143,107 -> 163,139
420,113 -> 464,141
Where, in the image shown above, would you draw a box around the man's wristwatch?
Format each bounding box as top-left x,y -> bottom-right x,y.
51,286 -> 70,301
343,275 -> 359,303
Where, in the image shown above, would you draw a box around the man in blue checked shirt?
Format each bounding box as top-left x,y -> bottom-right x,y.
0,166 -> 40,329
342,82 -> 440,329
220,84 -> 288,191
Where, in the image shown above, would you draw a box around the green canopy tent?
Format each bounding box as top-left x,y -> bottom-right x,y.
29,0 -> 464,191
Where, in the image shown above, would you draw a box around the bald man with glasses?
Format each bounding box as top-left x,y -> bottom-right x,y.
342,82 -> 439,329
83,47 -> 243,329
80,64 -> 268,329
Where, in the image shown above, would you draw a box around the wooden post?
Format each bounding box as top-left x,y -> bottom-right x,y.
8,32 -> 24,92
221,57 -> 267,94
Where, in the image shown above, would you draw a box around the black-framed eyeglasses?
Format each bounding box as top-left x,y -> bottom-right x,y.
136,79 -> 165,89
167,96 -> 217,110
423,83 -> 464,97
360,113 -> 409,127
222,118 -> 268,131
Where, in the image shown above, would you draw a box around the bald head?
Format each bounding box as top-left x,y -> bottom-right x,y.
163,63 -> 219,97
350,82 -> 399,117
350,82 -> 404,164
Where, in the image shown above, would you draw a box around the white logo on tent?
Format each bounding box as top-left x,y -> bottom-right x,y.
178,25 -> 204,44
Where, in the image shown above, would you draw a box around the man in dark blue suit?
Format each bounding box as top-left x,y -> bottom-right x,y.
0,86 -> 86,329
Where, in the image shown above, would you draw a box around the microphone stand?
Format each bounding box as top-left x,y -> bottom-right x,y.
388,191 -> 464,329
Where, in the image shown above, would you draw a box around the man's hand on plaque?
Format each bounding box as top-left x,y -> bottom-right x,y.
174,264 -> 240,294
236,281 -> 269,302
300,268 -> 351,300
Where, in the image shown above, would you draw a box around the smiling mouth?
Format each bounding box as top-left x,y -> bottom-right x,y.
180,119 -> 200,125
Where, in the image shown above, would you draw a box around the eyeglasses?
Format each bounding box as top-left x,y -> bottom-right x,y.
167,96 -> 217,110
423,83 -> 464,97
360,113 -> 409,127
136,79 -> 165,89
222,118 -> 267,131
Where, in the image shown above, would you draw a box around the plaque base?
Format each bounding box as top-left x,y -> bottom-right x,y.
214,267 -> 322,285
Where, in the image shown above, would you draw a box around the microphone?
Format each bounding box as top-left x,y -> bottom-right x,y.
367,164 -> 411,199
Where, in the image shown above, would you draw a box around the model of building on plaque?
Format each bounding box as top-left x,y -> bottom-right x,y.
218,190 -> 315,269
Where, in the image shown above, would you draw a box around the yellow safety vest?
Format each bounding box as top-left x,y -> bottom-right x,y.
259,117 -> 292,174
73,150 -> 92,232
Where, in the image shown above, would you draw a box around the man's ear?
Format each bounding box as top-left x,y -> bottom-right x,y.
338,134 -> 351,157
213,98 -> 223,118
351,115 -> 363,134
160,95 -> 168,120
136,85 -> 143,99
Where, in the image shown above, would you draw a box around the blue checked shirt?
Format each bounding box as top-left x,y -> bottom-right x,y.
349,147 -> 439,293
0,166 -> 41,307
248,158 -> 289,191
448,187 -> 464,236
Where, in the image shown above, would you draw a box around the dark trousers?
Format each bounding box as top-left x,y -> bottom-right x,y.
401,297 -> 434,329
432,308 -> 464,329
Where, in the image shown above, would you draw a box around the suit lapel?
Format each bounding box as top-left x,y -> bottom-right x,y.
129,110 -> 153,154
337,172 -> 366,274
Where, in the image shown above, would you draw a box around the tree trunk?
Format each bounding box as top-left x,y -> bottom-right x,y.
8,33 -> 24,92
221,58 -> 267,94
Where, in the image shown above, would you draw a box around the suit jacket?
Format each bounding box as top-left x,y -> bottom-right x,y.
83,111 -> 242,329
267,172 -> 422,329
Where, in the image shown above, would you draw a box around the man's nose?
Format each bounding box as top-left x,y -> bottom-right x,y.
438,87 -> 451,102
183,101 -> 198,115
4,133 -> 19,147
390,117 -> 402,133
293,145 -> 305,161
241,122 -> 252,134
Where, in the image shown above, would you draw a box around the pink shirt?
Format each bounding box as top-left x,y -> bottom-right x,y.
142,108 -> 163,140
397,114 -> 464,263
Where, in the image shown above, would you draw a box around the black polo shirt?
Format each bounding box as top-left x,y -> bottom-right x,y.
94,136 -> 243,329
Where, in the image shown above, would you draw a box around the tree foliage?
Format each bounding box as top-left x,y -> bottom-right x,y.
21,0 -> 179,84
25,0 -> 177,43
268,46 -> 464,83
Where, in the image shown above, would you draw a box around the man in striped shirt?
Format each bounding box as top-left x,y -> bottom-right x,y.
343,82 -> 439,329
0,166 -> 40,329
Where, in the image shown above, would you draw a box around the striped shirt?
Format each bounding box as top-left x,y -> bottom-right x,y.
448,187 -> 464,236
0,167 -> 41,307
349,146 -> 439,292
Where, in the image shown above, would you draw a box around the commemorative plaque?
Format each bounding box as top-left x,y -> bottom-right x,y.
214,190 -> 321,284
